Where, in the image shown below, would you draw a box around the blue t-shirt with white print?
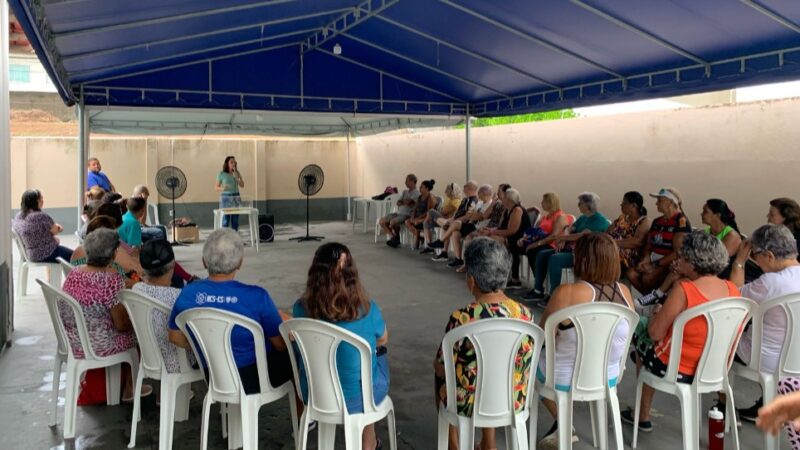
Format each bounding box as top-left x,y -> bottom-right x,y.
168,279 -> 283,368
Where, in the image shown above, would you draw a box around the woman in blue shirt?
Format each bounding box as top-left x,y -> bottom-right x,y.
216,156 -> 245,230
293,243 -> 389,450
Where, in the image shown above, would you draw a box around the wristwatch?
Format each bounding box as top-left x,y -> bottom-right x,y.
734,261 -> 746,269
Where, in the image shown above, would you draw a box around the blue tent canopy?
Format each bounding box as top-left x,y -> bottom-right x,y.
11,0 -> 800,117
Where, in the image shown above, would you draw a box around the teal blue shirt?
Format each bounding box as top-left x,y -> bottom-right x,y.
118,211 -> 143,247
217,171 -> 239,194
572,212 -> 611,233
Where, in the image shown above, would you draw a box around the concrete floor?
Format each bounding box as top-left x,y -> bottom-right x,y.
0,221 -> 781,449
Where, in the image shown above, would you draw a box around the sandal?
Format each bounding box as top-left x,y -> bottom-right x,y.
122,384 -> 154,403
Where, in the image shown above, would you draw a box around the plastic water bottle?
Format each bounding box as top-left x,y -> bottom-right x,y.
708,406 -> 724,450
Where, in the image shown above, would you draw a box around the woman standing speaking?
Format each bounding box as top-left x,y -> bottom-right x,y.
216,156 -> 245,231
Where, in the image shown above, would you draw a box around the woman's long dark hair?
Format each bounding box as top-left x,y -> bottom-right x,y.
623,191 -> 647,217
222,156 -> 236,174
20,190 -> 41,218
300,242 -> 370,322
706,198 -> 739,232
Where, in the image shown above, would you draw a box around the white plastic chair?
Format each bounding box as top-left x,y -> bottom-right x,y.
533,303 -> 639,450
437,318 -> 545,450
121,290 -> 203,450
732,293 -> 800,450
279,318 -> 397,450
147,202 -> 160,226
632,297 -> 757,450
12,228 -> 61,295
175,308 -> 298,450
37,278 -> 139,439
374,193 -> 401,243
56,257 -> 72,279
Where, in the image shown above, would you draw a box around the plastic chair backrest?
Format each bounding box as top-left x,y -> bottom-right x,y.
543,302 -> 639,397
526,208 -> 540,229
746,293 -> 800,379
37,278 -> 98,360
384,193 -> 401,213
147,203 -> 160,226
279,318 -> 376,417
664,297 -> 756,386
175,308 -> 270,404
435,196 -> 443,211
56,257 -> 72,278
11,228 -> 29,263
440,318 -> 544,420
121,290 -> 193,377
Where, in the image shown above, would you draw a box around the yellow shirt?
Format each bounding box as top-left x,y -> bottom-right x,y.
441,197 -> 462,218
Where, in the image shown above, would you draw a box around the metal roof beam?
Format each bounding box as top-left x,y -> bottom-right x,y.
438,0 -> 623,79
569,0 -> 707,65
741,0 -> 800,34
342,33 -> 511,97
53,0 -> 297,39
70,27 -> 319,79
301,0 -> 400,54
374,15 -> 561,90
313,46 -> 466,102
82,42 -> 300,85
60,7 -> 352,63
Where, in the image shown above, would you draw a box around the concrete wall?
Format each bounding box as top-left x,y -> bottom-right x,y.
355,98 -> 800,234
10,136 -> 350,230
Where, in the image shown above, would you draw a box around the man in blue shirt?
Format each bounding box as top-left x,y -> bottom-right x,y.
87,157 -> 116,192
167,228 -> 294,395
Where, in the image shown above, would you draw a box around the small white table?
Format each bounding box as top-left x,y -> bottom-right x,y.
213,207 -> 260,252
352,198 -> 393,233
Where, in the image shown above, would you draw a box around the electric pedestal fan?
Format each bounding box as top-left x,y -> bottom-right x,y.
290,164 -> 324,242
155,166 -> 188,245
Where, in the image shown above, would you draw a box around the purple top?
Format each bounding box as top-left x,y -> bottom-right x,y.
13,211 -> 58,262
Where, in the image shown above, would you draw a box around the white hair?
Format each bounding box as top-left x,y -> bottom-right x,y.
203,229 -> 244,275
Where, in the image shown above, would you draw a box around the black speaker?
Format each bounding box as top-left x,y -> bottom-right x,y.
258,213 -> 274,243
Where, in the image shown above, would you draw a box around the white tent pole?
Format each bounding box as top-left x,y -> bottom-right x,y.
77,96 -> 87,228
346,126 -> 352,221
1,0 -> 14,348
465,106 -> 472,181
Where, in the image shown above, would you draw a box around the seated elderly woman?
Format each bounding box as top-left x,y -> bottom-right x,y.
433,184 -> 495,269
483,188 -> 531,287
528,192 -> 611,300
730,224 -> 800,422
606,191 -> 651,272
421,183 -> 463,255
12,189 -> 73,263
433,237 -> 534,450
61,228 -> 151,401
521,192 -> 573,299
621,231 -> 739,432
132,239 -> 195,374
627,187 -> 692,299
426,181 -> 479,262
404,179 -> 438,249
293,243 -> 389,450
78,202 -> 122,241
168,229 -> 295,396
72,215 -> 143,288
535,233 -> 635,446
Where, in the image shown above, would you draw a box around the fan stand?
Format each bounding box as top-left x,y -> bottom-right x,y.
169,183 -> 186,246
290,182 -> 324,242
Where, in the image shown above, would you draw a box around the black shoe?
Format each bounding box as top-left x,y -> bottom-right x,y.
522,289 -> 545,300
386,237 -> 401,248
447,258 -> 464,268
428,239 -> 445,249
736,398 -> 762,423
432,253 -> 449,262
621,408 -> 653,432
419,247 -> 434,255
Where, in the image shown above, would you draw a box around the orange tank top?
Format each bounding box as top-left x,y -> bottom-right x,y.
655,280 -> 740,375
